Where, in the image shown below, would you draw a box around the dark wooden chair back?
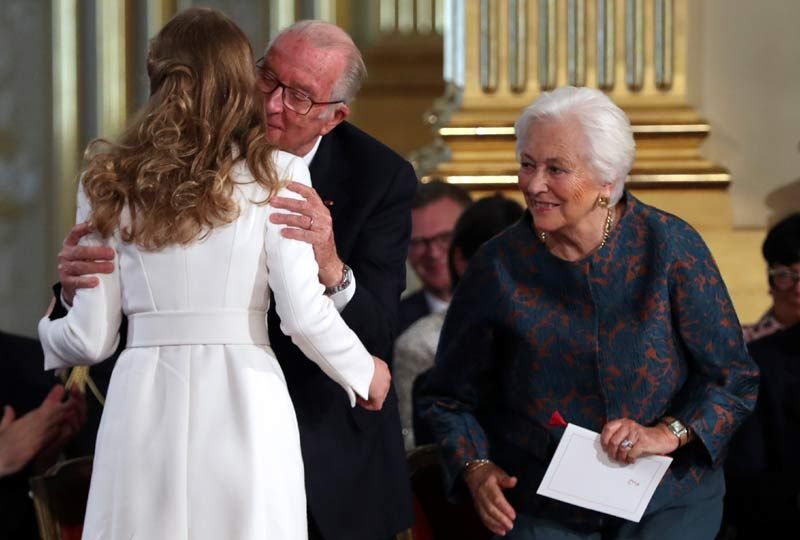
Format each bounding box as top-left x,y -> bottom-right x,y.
401,444 -> 491,540
29,456 -> 93,540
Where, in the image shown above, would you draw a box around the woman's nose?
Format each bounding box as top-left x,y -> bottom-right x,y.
520,168 -> 545,194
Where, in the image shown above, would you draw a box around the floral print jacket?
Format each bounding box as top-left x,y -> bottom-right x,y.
419,192 -> 759,530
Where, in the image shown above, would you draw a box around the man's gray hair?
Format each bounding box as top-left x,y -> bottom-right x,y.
514,86 -> 635,205
268,20 -> 367,104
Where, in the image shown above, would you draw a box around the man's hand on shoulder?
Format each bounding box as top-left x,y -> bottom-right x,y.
58,222 -> 115,306
269,181 -> 344,287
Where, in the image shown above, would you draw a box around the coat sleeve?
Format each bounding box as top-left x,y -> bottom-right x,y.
338,160 -> 417,363
666,221 -> 760,465
38,182 -> 122,368
417,252 -> 499,495
266,153 -> 374,406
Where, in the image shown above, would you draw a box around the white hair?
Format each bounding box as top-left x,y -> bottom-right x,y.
514,87 -> 635,205
268,20 -> 367,104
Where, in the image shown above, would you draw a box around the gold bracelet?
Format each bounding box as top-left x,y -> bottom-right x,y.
464,458 -> 492,475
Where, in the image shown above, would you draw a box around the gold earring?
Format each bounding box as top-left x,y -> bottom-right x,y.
598,196 -> 609,208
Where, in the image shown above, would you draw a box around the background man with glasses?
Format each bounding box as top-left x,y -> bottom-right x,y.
743,212 -> 800,342
53,19 -> 415,540
398,180 -> 472,337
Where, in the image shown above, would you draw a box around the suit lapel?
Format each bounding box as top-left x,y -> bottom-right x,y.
309,127 -> 351,226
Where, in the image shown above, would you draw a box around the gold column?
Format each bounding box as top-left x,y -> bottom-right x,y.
418,0 -> 728,189
147,0 -> 178,38
96,1 -> 129,139
51,0 -> 81,241
270,0 -> 296,40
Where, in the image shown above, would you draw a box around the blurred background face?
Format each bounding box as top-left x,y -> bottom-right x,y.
769,262 -> 800,324
408,197 -> 465,299
259,33 -> 346,155
517,119 -> 606,235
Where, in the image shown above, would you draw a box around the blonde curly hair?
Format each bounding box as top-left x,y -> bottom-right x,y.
82,7 -> 278,250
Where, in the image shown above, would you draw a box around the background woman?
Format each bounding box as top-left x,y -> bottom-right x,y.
420,86 -> 758,539
37,8 -> 389,540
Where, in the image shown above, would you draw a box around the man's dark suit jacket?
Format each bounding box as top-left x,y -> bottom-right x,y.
723,323 -> 800,532
397,289 -> 430,338
268,121 -> 416,540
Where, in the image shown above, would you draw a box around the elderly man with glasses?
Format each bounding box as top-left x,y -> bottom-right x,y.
743,213 -> 800,342
52,19 -> 416,540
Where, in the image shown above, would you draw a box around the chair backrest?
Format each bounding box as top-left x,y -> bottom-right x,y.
29,455 -> 93,540
403,445 -> 491,540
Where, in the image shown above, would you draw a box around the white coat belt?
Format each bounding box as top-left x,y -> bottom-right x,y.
126,310 -> 269,347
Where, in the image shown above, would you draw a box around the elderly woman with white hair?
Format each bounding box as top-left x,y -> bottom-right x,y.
418,86 -> 758,539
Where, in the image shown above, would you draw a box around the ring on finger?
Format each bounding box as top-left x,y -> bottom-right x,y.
620,438 -> 634,449
308,216 -> 314,229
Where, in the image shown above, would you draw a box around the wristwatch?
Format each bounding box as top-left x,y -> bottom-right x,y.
324,264 -> 353,296
661,416 -> 689,447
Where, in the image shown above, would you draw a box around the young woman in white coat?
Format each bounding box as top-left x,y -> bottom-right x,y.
37,8 -> 390,540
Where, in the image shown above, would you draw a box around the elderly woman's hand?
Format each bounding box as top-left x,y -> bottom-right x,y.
463,461 -> 518,536
600,418 -> 679,464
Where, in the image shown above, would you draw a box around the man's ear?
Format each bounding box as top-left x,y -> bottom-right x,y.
318,104 -> 349,137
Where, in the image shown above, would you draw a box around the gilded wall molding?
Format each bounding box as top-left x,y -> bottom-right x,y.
508,0 -> 528,92
479,0 -> 499,93
567,0 -> 586,86
625,0 -> 644,90
538,0 -> 557,89
597,0 -> 615,89
654,0 -> 673,89
414,0 -> 729,188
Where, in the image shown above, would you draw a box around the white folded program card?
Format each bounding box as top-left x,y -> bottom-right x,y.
536,423 -> 673,522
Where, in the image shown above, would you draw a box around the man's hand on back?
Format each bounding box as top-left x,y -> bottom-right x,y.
58,222 -> 115,306
269,182 -> 345,287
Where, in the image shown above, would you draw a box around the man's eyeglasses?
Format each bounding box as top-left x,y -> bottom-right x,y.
768,267 -> 800,291
255,56 -> 344,116
409,231 -> 454,255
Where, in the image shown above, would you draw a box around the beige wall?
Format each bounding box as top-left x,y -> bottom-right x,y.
680,0 -> 800,323
687,0 -> 800,227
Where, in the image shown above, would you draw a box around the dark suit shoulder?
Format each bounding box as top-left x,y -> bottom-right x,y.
0,331 -> 55,414
748,323 -> 800,366
330,122 -> 409,168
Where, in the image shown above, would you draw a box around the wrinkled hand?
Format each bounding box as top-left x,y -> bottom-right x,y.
58,222 -> 115,306
464,462 -> 518,536
600,418 -> 679,464
356,356 -> 391,411
0,385 -> 87,476
35,386 -> 87,470
269,182 -> 343,287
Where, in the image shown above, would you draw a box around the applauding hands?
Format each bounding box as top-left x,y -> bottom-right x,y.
0,385 -> 87,477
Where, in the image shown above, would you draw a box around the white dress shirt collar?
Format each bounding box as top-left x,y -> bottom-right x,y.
424,291 -> 450,314
300,136 -> 322,168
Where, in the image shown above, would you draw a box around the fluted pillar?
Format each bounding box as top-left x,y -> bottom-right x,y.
416,0 -> 729,189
